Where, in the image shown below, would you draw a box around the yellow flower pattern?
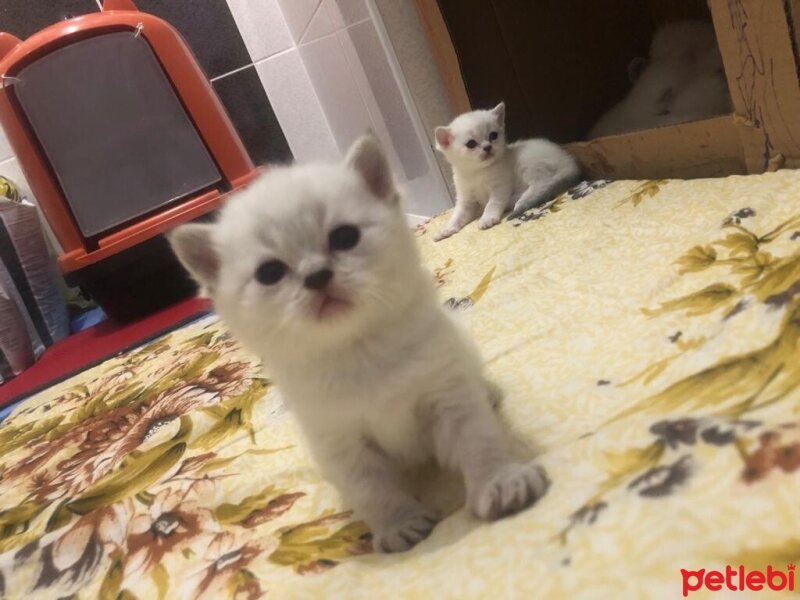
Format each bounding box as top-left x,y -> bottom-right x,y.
1,171 -> 799,598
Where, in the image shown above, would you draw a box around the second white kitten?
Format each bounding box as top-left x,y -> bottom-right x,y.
433,102 -> 580,240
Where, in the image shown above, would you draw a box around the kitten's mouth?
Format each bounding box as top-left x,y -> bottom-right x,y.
314,293 -> 353,321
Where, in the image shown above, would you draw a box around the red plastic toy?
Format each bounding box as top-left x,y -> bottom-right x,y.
0,0 -> 260,319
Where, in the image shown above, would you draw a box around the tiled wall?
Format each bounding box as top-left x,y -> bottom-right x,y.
0,0 -> 451,225
374,0 -> 456,197
231,0 -> 452,217
0,0 -> 292,172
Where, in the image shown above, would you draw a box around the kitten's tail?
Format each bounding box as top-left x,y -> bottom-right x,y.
507,164 -> 581,220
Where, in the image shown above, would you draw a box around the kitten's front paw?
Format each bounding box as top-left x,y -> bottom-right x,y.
373,506 -> 440,553
478,215 -> 501,230
433,227 -> 457,242
470,462 -> 549,521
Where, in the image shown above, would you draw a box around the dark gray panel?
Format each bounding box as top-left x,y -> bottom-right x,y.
133,0 -> 253,78
213,66 -> 292,166
15,32 -> 221,237
0,0 -> 99,40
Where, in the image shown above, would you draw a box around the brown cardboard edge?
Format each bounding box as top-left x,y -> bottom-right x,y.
787,0 -> 800,61
710,0 -> 800,172
414,0 -> 471,114
413,0 -> 773,181
565,115 -> 747,180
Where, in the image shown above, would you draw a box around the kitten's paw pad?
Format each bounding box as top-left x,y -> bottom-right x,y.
478,216 -> 501,230
471,462 -> 549,521
433,228 -> 457,242
374,508 -> 440,553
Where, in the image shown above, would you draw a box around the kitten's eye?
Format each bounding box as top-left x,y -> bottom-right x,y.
329,224 -> 361,251
255,260 -> 287,285
489,131 -> 498,141
465,139 -> 478,149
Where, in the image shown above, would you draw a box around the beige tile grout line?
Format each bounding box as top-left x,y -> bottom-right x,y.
296,0 -> 324,46
208,62 -> 257,83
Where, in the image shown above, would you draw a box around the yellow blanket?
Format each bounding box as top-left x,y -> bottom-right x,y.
1,172 -> 799,599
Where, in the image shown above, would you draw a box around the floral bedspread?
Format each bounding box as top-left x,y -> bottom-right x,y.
1,171 -> 799,599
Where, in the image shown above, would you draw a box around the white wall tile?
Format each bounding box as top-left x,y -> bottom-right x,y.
226,0 -> 293,63
322,0 -> 346,30
403,169 -> 451,216
277,0 -> 322,43
255,50 -> 339,162
298,35 -> 371,154
333,28 -> 403,175
342,21 -> 428,182
300,3 -> 336,43
331,0 -> 369,25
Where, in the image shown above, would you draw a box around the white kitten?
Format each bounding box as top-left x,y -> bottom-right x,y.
433,102 -> 580,241
590,20 -> 731,138
169,135 -> 548,553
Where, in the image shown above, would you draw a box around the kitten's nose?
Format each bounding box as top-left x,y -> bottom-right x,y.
304,268 -> 333,291
482,144 -> 492,153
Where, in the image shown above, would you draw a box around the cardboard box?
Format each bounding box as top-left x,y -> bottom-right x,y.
416,0 -> 800,180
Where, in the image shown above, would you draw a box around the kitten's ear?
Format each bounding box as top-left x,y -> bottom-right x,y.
345,133 -> 396,201
434,126 -> 453,150
491,102 -> 506,122
169,223 -> 220,290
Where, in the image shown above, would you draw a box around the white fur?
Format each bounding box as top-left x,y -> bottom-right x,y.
590,20 -> 732,139
169,135 -> 548,553
433,103 -> 579,240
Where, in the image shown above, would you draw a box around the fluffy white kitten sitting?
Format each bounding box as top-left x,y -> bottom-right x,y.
589,20 -> 731,138
433,102 -> 580,240
169,134 -> 548,553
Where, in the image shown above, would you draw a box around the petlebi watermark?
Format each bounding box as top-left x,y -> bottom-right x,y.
681,564 -> 795,596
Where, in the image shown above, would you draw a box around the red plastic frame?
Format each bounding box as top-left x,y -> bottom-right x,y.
0,0 -> 259,272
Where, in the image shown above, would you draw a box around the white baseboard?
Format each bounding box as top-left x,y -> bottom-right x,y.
406,213 -> 429,227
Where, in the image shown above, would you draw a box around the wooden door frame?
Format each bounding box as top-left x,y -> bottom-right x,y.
413,0 -> 471,114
